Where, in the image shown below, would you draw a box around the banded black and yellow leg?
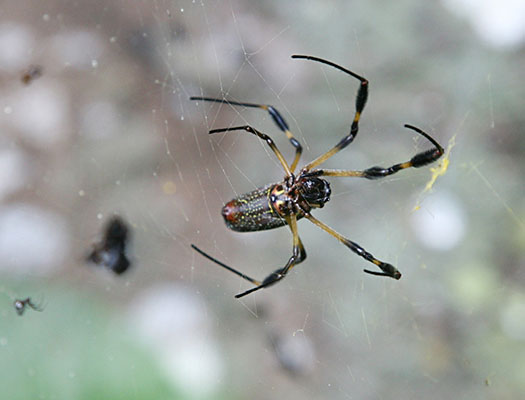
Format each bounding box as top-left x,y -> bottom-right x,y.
307,125 -> 444,180
234,216 -> 306,298
291,55 -> 369,170
209,125 -> 293,177
191,217 -> 305,298
304,213 -> 401,279
189,97 -> 303,172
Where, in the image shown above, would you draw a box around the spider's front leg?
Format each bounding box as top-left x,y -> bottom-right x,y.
310,125 -> 444,180
292,55 -> 369,171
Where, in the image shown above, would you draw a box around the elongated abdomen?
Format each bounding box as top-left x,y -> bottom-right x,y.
222,184 -> 287,232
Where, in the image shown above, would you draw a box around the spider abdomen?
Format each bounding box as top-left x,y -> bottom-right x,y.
222,184 -> 298,232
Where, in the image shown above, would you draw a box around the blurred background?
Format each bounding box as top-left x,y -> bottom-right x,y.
0,0 -> 523,399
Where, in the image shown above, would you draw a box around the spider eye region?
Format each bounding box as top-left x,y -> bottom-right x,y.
300,177 -> 331,208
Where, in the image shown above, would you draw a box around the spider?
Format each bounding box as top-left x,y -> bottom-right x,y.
190,55 -> 444,298
14,297 -> 44,316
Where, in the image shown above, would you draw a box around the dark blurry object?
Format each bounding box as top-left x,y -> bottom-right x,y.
14,297 -> 43,316
87,217 -> 131,275
21,65 -> 43,85
190,55 -> 444,298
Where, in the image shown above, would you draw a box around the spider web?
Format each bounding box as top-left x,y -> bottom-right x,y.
0,0 -> 524,399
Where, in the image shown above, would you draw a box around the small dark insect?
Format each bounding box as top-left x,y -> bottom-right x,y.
191,55 -> 444,298
14,297 -> 43,316
21,65 -> 43,85
87,216 -> 131,275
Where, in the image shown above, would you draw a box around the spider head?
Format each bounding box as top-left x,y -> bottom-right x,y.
299,177 -> 331,208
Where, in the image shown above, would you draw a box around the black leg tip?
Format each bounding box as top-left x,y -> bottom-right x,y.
363,268 -> 402,280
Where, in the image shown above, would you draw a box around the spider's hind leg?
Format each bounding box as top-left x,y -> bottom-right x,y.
191,244 -> 261,286
189,96 -> 303,172
234,216 -> 306,298
191,216 -> 306,298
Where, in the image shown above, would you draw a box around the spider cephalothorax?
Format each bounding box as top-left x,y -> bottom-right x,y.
295,176 -> 331,209
191,54 -> 443,298
270,174 -> 332,216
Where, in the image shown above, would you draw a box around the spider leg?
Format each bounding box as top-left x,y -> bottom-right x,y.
191,216 -> 306,298
291,55 -> 368,171
191,244 -> 261,286
190,97 -> 303,172
305,213 -> 401,279
209,125 -> 293,177
234,216 -> 306,298
26,298 -> 44,312
307,125 -> 444,179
